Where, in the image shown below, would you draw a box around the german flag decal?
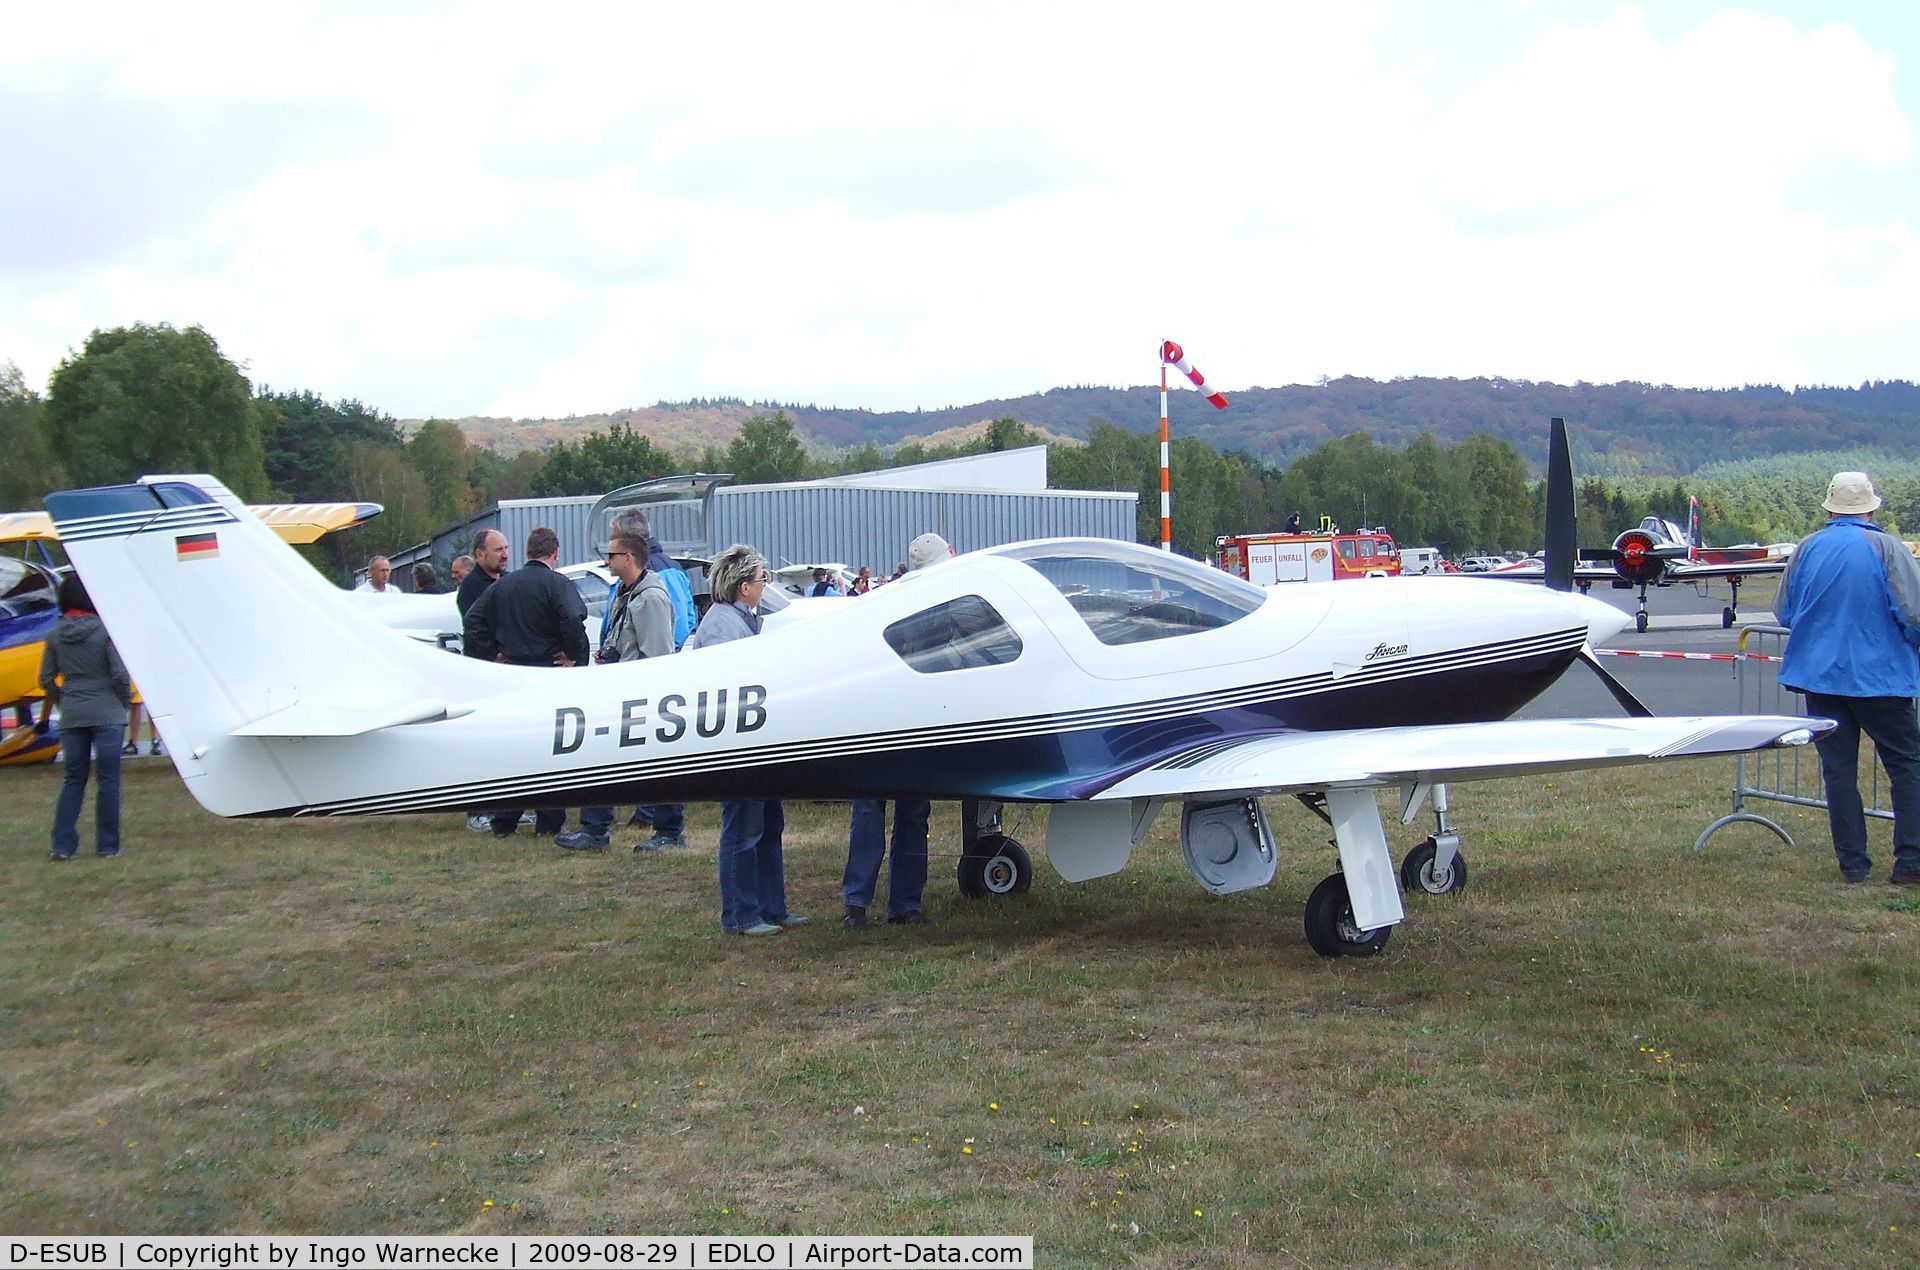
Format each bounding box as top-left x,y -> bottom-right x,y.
176,532 -> 220,561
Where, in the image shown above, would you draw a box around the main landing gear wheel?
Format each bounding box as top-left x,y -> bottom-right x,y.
957,834 -> 1032,899
1400,837 -> 1468,896
1303,873 -> 1392,958
1722,606 -> 1736,629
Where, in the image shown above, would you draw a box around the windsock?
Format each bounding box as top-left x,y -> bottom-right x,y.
1160,340 -> 1229,409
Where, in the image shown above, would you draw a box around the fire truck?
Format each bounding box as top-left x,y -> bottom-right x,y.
1215,521 -> 1402,584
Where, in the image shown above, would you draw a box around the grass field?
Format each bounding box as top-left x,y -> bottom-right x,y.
3,757 -> 1917,1265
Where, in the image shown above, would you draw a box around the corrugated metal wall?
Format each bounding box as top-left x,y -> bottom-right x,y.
710,486 -> 1136,571
375,487 -> 1137,586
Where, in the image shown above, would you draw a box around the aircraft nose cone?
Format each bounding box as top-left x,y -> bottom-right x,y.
1568,591 -> 1629,646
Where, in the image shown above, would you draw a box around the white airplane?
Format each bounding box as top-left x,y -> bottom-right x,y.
45,446 -> 1828,957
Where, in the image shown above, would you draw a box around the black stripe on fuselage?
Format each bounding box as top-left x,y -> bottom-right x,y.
255,631 -> 1587,816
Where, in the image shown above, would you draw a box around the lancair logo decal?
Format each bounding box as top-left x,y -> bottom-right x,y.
1365,641 -> 1409,661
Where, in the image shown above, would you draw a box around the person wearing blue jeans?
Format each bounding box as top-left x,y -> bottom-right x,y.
717,798 -> 797,934
684,545 -> 805,935
634,802 -> 687,851
54,725 -> 125,859
842,799 -> 931,928
1776,471 -> 1920,886
39,574 -> 133,861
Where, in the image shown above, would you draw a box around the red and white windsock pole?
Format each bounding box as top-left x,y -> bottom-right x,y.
1158,339 -> 1229,552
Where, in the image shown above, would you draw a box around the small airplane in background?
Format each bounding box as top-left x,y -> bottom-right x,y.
43,421 -> 1829,957
0,501 -> 382,764
1488,496 -> 1793,633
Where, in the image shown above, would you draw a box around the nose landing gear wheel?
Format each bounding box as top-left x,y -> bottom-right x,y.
1303,873 -> 1392,958
1399,837 -> 1468,896
1635,611 -> 1649,634
957,834 -> 1032,899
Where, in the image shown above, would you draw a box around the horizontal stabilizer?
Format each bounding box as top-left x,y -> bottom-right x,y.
231,696 -> 460,738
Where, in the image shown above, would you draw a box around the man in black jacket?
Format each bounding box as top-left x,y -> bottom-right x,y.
464,527 -> 602,842
456,527 -> 512,832
456,529 -> 509,619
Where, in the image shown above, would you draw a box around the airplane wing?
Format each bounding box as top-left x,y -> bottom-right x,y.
1088,715 -> 1825,801
1665,558 -> 1786,580
0,511 -> 60,543
245,502 -> 385,544
3,503 -> 381,547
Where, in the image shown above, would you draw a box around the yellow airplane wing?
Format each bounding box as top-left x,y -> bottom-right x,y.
246,502 -> 386,544
0,511 -> 60,543
2,502 -> 383,549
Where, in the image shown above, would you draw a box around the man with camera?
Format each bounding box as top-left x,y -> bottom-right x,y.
557,531 -> 676,852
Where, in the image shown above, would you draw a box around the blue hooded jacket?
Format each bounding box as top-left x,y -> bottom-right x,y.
1776,516 -> 1920,698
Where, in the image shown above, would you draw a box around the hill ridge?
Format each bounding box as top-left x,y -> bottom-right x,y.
412,375 -> 1920,477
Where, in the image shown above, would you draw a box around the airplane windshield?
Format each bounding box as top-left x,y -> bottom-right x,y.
997,540 -> 1265,646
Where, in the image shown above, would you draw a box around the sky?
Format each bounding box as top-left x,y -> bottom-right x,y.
3,1 -> 1916,421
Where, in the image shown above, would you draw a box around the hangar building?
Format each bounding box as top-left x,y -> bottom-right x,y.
378,446 -> 1138,588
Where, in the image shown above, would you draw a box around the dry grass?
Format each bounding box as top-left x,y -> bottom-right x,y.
3,758 -> 1917,1265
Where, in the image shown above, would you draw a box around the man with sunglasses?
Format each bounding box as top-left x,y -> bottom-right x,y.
557,532 -> 677,853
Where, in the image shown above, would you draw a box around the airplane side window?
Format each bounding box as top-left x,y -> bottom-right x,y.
884,596 -> 1023,674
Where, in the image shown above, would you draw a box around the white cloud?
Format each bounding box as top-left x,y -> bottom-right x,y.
2,2 -> 1915,419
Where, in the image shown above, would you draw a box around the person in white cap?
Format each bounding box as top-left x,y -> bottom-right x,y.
1776,471 -> 1920,886
840,532 -> 954,928
907,532 -> 955,571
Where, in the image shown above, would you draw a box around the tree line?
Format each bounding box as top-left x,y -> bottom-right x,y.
7,323 -> 1905,583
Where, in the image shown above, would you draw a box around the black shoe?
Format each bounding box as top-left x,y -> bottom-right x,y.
842,905 -> 868,930
556,830 -> 610,852
627,810 -> 653,827
887,910 -> 932,926
491,826 -> 518,839
1891,870 -> 1920,887
1843,873 -> 1870,884
48,852 -> 74,862
635,833 -> 687,852
96,849 -> 121,858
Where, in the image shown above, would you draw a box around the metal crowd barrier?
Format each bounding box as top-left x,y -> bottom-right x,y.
1693,623 -> 1894,849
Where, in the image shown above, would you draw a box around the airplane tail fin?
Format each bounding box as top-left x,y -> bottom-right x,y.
43,476 -> 466,815
1687,494 -> 1701,562
1543,417 -> 1575,593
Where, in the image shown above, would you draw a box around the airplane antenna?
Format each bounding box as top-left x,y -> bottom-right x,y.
1543,416 -> 1575,592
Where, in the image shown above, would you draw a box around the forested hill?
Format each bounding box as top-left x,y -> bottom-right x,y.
451,377 -> 1920,476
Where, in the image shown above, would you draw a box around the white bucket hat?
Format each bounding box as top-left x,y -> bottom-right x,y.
1822,471 -> 1882,515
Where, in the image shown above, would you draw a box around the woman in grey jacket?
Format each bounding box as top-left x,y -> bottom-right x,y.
38,574 -> 134,860
685,545 -> 805,935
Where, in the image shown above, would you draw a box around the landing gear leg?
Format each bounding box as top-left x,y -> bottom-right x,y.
1723,577 -> 1741,630
1635,583 -> 1650,634
1303,788 -> 1403,957
1399,782 -> 1467,896
958,798 -> 1031,899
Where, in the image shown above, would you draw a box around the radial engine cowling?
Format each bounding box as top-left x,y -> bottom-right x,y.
1610,529 -> 1667,585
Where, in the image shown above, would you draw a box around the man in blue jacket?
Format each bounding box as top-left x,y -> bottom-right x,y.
1776,471 -> 1920,886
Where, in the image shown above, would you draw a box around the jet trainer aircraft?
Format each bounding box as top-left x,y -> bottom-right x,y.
45,429 -> 1826,956
1488,496 -> 1792,632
